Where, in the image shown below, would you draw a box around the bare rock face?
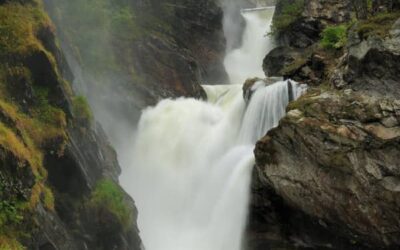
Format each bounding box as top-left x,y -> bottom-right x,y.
273,0 -> 351,49
253,1 -> 400,249
333,19 -> 400,98
254,90 -> 400,249
303,0 -> 352,23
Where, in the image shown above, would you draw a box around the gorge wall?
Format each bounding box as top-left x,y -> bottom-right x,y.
43,0 -> 229,143
0,1 -> 141,249
249,0 -> 400,249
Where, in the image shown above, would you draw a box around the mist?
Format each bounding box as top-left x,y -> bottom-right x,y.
44,0 -> 144,152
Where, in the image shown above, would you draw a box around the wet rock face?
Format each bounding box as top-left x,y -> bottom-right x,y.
254,90 -> 400,249
131,0 -> 228,98
138,0 -> 227,89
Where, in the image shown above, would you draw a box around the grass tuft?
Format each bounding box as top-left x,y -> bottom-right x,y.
271,0 -> 304,34
90,180 -> 131,228
321,25 -> 348,49
72,95 -> 93,125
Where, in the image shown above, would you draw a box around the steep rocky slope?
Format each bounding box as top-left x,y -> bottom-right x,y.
0,1 -> 141,249
43,0 -> 228,134
249,0 -> 400,249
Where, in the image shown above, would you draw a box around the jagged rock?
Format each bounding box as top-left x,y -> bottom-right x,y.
273,0 -> 351,49
0,2 -> 142,249
263,46 -> 326,84
303,0 -> 353,23
277,18 -> 323,48
334,18 -> 400,98
254,90 -> 400,249
263,46 -> 308,77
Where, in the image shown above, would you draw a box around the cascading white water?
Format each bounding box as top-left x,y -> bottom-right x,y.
224,7 -> 275,84
120,6 -> 305,250
121,79 -> 304,250
238,80 -> 307,144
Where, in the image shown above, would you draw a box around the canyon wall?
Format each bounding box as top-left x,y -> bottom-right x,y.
249,0 -> 400,249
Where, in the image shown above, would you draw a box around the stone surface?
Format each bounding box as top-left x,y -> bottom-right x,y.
0,1 -> 142,249
254,90 -> 400,249
252,2 -> 400,249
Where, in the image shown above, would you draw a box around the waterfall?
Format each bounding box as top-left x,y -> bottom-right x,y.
224,7 -> 275,84
121,79 -> 304,250
238,80 -> 307,144
121,7 -> 305,250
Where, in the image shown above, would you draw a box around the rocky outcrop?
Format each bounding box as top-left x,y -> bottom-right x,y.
272,0 -> 348,48
254,89 -> 400,249
332,19 -> 400,98
251,1 -> 400,249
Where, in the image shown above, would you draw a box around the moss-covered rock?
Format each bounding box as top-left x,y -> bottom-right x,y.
0,1 -> 141,249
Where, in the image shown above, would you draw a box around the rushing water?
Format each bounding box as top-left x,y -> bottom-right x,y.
120,7 -> 305,250
224,7 -> 275,84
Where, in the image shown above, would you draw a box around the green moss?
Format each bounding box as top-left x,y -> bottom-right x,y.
0,1 -> 69,246
0,2 -> 52,56
0,121 -> 40,171
271,0 -> 305,33
0,200 -> 24,232
357,11 -> 400,39
320,25 -> 348,49
90,180 -> 131,228
72,96 -> 93,125
0,235 -> 25,250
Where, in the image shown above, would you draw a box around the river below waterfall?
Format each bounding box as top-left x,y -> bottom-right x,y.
120,7 -> 304,250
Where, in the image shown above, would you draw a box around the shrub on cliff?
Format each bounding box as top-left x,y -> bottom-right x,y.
89,179 -> 131,229
320,25 -> 348,49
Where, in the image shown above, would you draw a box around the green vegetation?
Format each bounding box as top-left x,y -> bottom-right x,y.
0,174 -> 26,250
0,2 -> 52,56
357,11 -> 400,39
90,180 -> 131,228
72,96 -> 93,124
320,25 -> 348,49
271,0 -> 305,33
0,235 -> 25,250
0,3 -> 68,245
0,200 -> 24,231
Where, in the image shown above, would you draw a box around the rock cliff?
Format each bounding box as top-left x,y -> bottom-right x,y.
44,0 -> 228,132
0,1 -> 141,249
249,0 -> 400,249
